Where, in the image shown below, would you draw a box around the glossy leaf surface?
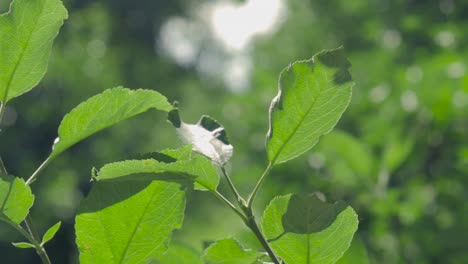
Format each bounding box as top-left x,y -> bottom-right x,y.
96,146 -> 219,191
51,87 -> 173,158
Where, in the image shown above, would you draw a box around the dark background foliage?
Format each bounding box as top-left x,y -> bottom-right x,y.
1,0 -> 467,263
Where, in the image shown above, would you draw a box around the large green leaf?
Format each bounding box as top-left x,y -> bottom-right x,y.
153,243 -> 203,264
95,146 -> 219,191
202,238 -> 261,264
0,0 -> 67,103
51,87 -> 173,158
75,180 -> 186,264
267,48 -> 354,164
262,193 -> 358,264
0,175 -> 34,224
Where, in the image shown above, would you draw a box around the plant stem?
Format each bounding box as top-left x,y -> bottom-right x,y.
0,216 -> 34,243
25,216 -> 52,264
247,162 -> 273,208
243,207 -> 282,264
26,155 -> 52,185
217,165 -> 281,263
25,215 -> 41,243
212,190 -> 247,222
220,166 -> 245,207
0,215 -> 51,264
0,157 -> 7,175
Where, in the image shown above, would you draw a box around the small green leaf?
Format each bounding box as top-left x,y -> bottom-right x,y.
0,175 -> 34,224
0,0 -> 68,103
262,193 -> 359,264
75,180 -> 186,264
203,238 -> 261,264
51,87 -> 173,158
12,242 -> 35,249
336,237 -> 369,264
96,146 -> 219,191
153,243 -> 203,264
41,221 -> 61,246
267,47 -> 354,164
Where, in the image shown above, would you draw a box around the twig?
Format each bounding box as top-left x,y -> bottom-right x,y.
220,166 -> 246,207
0,215 -> 51,264
247,162 -> 273,207
243,207 -> 282,264
0,157 -> 7,175
26,155 -> 52,185
25,216 -> 52,264
212,190 -> 247,222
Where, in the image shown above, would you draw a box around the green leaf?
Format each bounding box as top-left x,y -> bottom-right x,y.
75,180 -> 186,264
0,0 -> 68,103
0,175 -> 34,224
267,47 -> 354,164
262,193 -> 359,264
41,221 -> 61,246
153,243 -> 203,264
202,238 -> 261,264
336,237 -> 369,264
95,145 -> 219,191
51,87 -> 173,158
12,242 -> 35,249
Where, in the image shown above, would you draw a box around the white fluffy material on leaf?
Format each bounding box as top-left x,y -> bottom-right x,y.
176,122 -> 233,165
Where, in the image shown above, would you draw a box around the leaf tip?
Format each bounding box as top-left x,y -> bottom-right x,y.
315,47 -> 352,84
168,102 -> 181,128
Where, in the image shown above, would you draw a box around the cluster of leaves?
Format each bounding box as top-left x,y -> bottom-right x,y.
0,0 -> 365,263
250,1 -> 468,263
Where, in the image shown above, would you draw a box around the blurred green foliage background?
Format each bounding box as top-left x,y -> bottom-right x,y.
1,0 -> 467,263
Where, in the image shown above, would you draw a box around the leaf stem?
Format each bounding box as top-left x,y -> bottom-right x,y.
26,155 -> 52,185
0,217 -> 35,244
220,166 -> 246,207
212,190 -> 247,222
0,215 -> 51,264
24,216 -> 52,264
247,162 -> 273,208
217,165 -> 281,263
0,157 -> 7,175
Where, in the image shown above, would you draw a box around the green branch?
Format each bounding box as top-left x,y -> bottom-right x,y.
0,215 -> 51,264
247,162 -> 274,208
220,166 -> 246,208
26,155 -> 53,185
0,157 -> 7,175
